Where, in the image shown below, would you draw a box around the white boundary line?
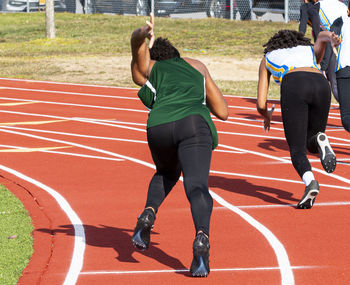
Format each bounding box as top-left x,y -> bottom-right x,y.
80,265 -> 317,275
0,164 -> 85,285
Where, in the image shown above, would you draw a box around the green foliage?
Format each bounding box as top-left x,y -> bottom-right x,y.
0,185 -> 33,285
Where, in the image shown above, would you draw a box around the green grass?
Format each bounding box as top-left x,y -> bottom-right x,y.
0,13 -> 299,57
0,12 -> 306,98
0,185 -> 33,285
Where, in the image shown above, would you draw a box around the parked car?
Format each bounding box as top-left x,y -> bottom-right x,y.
5,0 -> 66,12
251,0 -> 301,20
92,0 -> 229,18
218,0 -> 302,20
108,0 -> 301,20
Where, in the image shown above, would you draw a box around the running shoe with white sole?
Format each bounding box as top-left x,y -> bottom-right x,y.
297,180 -> 319,209
317,132 -> 336,173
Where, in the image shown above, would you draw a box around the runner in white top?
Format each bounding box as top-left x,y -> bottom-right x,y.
318,0 -> 348,31
257,29 -> 341,209
334,5 -> 350,133
265,45 -> 319,85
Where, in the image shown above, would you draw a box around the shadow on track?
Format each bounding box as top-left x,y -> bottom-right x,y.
36,224 -> 189,276
209,175 -> 299,205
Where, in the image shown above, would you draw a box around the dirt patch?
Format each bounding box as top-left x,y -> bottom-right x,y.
48,55 -> 260,87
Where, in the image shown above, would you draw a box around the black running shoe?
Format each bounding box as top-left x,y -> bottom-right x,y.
317,132 -> 336,173
297,180 -> 319,209
190,233 -> 210,277
131,208 -> 155,250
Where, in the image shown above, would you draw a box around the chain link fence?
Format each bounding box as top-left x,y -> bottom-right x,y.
0,0 -> 349,22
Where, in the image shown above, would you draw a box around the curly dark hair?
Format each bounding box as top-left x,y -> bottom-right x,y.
263,30 -> 312,54
149,37 -> 180,61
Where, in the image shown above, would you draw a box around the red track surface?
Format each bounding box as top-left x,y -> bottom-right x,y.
1,78 -> 349,285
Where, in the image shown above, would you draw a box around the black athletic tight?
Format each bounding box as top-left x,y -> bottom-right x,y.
146,115 -> 213,236
280,71 -> 331,178
337,67 -> 350,133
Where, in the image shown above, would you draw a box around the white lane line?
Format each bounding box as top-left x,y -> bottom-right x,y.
219,144 -> 350,185
0,164 -> 85,285
0,125 -> 147,144
234,201 -> 350,209
0,110 -> 146,133
3,125 -> 348,165
210,191 -> 294,285
227,116 -> 343,130
0,96 -> 148,113
0,86 -> 139,100
0,127 -> 295,285
0,108 -> 346,144
216,118 -> 345,135
0,79 -> 278,100
228,105 -> 257,110
328,135 -> 350,143
0,116 -> 348,181
213,117 -> 284,132
73,117 -> 146,127
80,265 -> 317,275
0,77 -> 138,90
0,144 -> 124,161
213,149 -> 246,154
210,170 -> 350,191
218,131 -> 349,147
1,110 -> 348,164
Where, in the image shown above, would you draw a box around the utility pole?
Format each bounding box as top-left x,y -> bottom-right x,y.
46,0 -> 55,38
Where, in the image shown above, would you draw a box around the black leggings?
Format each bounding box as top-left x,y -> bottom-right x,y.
337,70 -> 350,133
146,115 -> 213,236
280,72 -> 331,178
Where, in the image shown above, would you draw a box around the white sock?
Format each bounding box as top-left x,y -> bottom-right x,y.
302,171 -> 315,186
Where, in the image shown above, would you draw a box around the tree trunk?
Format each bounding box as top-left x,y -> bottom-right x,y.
46,0 -> 55,38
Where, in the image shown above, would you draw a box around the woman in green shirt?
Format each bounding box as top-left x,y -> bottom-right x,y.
130,14 -> 228,277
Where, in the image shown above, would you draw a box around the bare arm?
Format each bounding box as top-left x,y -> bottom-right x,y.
205,69 -> 229,120
313,30 -> 341,63
184,57 -> 228,120
257,57 -> 273,131
130,14 -> 156,86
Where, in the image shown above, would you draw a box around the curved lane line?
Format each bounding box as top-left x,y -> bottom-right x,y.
0,127 -> 294,284
209,191 -> 294,284
0,164 -> 85,285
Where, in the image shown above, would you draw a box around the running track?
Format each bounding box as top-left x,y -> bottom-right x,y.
0,78 -> 349,285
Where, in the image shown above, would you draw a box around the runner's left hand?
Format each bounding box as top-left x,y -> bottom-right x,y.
264,104 -> 275,132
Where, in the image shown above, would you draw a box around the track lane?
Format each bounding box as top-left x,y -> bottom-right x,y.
0,79 -> 349,284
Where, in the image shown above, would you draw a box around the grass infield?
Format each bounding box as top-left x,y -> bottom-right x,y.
0,185 -> 33,285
